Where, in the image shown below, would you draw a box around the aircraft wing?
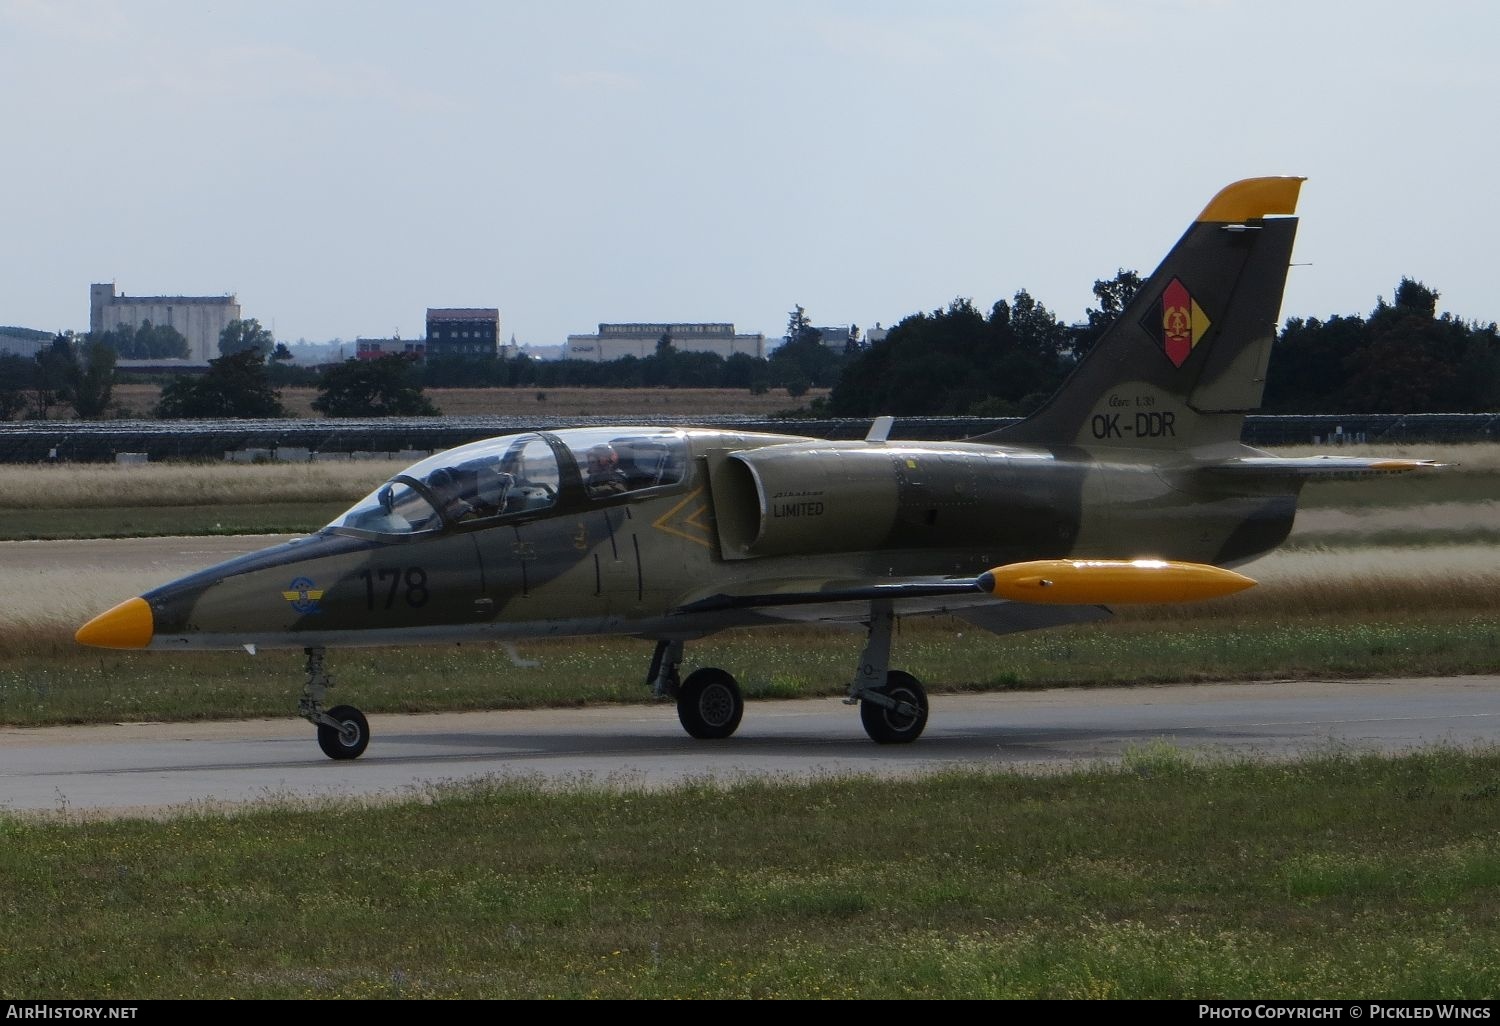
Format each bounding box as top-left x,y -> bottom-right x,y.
1204,456 -> 1444,480
670,575 -> 1111,636
674,576 -> 982,613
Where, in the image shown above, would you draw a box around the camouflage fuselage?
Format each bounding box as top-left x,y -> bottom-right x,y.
139,428 -> 1297,651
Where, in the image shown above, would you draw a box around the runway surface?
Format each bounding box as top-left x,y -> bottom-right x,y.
3,676 -> 1496,817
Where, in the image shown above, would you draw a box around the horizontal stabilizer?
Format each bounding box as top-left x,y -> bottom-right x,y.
1204,456 -> 1446,480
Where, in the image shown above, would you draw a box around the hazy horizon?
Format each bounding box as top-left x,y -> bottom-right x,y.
4,1 -> 1497,348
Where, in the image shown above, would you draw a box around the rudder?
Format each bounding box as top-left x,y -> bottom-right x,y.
988,176 -> 1304,452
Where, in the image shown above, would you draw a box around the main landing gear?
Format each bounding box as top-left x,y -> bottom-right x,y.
646,598 -> 930,745
649,640 -> 746,740
845,600 -> 928,744
300,646 -> 371,760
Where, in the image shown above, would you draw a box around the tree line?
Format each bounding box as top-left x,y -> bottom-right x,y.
2,275 -> 1496,420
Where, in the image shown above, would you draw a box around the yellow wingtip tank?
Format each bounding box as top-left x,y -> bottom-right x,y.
75,596 -> 155,650
979,559 -> 1256,605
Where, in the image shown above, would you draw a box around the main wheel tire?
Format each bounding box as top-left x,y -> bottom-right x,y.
676,668 -> 744,740
860,670 -> 929,744
317,704 -> 370,760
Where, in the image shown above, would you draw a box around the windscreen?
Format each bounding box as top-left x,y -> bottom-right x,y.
328,433 -> 560,536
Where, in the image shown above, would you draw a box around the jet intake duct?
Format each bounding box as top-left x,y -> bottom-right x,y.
713,446 -> 902,559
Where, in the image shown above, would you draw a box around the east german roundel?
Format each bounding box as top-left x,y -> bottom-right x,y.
1141,277 -> 1211,368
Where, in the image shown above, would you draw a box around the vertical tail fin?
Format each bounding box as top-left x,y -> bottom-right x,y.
988,176 -> 1304,452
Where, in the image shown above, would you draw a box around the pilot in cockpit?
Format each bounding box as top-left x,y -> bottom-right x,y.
585,443 -> 629,497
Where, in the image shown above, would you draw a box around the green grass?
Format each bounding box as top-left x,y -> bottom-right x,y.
3,750 -> 1498,998
7,615 -> 1500,727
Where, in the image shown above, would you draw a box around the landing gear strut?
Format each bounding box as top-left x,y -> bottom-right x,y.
846,600 -> 929,744
300,646 -> 370,760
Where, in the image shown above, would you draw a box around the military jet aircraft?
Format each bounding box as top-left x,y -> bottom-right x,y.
77,176 -> 1437,759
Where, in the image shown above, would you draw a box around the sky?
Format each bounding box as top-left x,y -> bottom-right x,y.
3,0 -> 1497,349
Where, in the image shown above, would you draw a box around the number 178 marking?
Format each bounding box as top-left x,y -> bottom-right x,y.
359,567 -> 429,610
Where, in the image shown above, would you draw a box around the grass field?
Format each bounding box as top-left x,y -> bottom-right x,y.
0,444 -> 1494,726
3,439 -> 1495,998
3,750 -> 1498,998
5,611 -> 1499,727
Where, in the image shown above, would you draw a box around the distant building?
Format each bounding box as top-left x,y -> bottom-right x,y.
90,283 -> 240,364
812,325 -> 855,352
426,308 -> 500,361
0,327 -> 54,360
564,323 -> 766,362
355,337 -> 426,361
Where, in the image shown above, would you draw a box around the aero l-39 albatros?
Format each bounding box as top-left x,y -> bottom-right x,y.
77,177 -> 1436,759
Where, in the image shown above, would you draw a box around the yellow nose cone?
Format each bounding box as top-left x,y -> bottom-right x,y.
76,597 -> 155,650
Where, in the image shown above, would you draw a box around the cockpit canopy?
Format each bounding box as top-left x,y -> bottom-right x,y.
328,428 -> 688,538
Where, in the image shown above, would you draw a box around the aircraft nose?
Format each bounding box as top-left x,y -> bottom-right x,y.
75,597 -> 155,650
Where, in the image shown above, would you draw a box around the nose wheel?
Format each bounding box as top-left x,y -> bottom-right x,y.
316,704 -> 370,760
300,647 -> 372,760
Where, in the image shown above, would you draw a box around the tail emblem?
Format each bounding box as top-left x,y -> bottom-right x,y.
1142,277 -> 1211,368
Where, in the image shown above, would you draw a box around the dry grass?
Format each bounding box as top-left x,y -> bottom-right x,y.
0,460 -> 403,509
1120,544 -> 1500,622
1293,502 -> 1500,536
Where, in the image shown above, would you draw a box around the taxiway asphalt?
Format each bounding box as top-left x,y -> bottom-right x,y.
3,676 -> 1496,817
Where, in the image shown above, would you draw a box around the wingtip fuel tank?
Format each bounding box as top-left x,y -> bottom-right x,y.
979,560 -> 1256,605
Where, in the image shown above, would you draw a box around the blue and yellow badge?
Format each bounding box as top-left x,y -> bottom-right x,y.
282,577 -> 324,614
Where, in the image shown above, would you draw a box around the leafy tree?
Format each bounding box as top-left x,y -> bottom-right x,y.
645,333 -> 679,387
1265,278 -> 1500,413
1264,314 -> 1368,413
785,305 -> 812,345
0,354 -> 34,420
265,342 -> 317,386
845,324 -> 864,356
98,321 -> 190,359
157,348 -> 285,419
312,356 -> 439,417
218,318 -> 275,358
1342,280 -> 1464,413
829,292 -> 1073,417
770,309 -> 845,390
1392,277 -> 1439,318
68,339 -> 117,419
720,352 -> 764,391
31,336 -> 75,420
1074,268 -> 1143,357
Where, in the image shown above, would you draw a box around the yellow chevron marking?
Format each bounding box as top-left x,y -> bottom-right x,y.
652,487 -> 715,549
